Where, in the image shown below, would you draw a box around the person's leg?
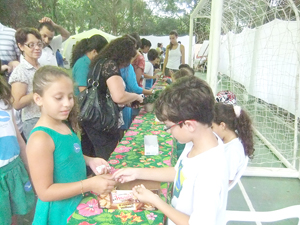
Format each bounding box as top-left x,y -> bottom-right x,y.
81,125 -> 96,176
95,130 -> 120,160
165,68 -> 169,77
80,126 -> 95,157
84,127 -> 120,161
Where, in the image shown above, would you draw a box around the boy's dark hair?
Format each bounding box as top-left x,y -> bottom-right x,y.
179,64 -> 195,75
141,38 -> 151,48
147,49 -> 159,61
213,103 -> 255,158
15,27 -> 42,45
155,76 -> 215,126
157,43 -> 162,48
38,22 -> 55,32
173,68 -> 194,80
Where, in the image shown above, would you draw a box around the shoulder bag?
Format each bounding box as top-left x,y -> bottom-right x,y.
78,59 -> 120,132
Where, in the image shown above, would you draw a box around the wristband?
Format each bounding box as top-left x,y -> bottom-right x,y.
152,90 -> 155,94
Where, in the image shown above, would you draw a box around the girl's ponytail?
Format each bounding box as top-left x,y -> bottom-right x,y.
235,107 -> 254,159
70,38 -> 89,68
214,103 -> 254,158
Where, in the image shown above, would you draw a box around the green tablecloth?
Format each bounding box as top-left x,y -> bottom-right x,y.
67,108 -> 177,225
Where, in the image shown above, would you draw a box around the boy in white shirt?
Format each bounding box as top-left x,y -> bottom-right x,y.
143,49 -> 160,89
113,76 -> 229,225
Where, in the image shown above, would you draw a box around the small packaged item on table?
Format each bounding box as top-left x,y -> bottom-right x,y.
98,190 -> 158,210
97,180 -> 161,211
144,135 -> 159,155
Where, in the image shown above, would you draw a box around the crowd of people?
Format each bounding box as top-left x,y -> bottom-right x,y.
0,18 -> 254,225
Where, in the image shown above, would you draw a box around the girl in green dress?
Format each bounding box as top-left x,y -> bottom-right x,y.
26,66 -> 116,225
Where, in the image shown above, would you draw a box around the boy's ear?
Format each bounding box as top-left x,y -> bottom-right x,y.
33,93 -> 43,106
220,122 -> 226,130
185,120 -> 196,132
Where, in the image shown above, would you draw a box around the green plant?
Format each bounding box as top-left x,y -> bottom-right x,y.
144,90 -> 163,104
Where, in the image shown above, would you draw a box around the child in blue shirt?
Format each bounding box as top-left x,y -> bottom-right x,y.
0,77 -> 35,225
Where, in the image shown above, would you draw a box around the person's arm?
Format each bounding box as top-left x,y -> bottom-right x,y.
11,82 -> 33,110
26,131 -> 116,202
78,86 -> 87,92
84,155 -> 110,175
122,66 -> 143,94
142,89 -> 153,95
181,45 -> 185,64
132,185 -> 190,225
12,111 -> 28,169
107,75 -> 143,105
112,167 -> 176,183
122,66 -> 153,95
162,46 -> 169,75
143,73 -> 158,79
39,17 -> 70,41
135,67 -> 143,84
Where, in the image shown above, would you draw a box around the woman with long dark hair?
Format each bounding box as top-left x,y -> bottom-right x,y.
81,35 -> 143,161
71,35 -> 108,96
162,30 -> 185,77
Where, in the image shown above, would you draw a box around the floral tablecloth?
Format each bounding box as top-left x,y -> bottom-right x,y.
67,107 -> 177,225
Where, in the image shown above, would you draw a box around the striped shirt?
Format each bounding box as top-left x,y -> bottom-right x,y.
0,23 -> 20,62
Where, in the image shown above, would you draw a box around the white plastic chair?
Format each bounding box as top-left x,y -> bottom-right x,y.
225,205 -> 300,224
228,156 -> 249,191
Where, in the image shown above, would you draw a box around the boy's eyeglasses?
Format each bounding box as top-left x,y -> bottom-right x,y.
24,42 -> 43,49
163,121 -> 184,132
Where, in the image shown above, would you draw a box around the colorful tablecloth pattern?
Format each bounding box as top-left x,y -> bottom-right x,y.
67,107 -> 177,225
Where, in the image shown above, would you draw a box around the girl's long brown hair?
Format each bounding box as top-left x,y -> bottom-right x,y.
168,30 -> 178,51
214,103 -> 255,159
0,76 -> 13,109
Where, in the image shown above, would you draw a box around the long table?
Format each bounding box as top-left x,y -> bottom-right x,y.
67,105 -> 177,224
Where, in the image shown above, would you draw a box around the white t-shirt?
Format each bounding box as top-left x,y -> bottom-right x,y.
169,135 -> 229,225
0,101 -> 19,167
144,61 -> 153,76
142,61 -> 154,87
38,35 -> 62,66
224,138 -> 246,180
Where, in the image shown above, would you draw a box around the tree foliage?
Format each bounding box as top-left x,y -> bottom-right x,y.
0,0 -> 209,41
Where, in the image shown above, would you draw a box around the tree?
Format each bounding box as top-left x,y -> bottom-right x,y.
0,0 -> 202,36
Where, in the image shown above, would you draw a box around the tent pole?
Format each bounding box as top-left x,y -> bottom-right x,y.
206,0 -> 224,94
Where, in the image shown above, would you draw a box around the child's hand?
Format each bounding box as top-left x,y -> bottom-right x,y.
91,174 -> 116,195
132,184 -> 158,205
88,157 -> 110,175
112,168 -> 138,183
162,78 -> 168,82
